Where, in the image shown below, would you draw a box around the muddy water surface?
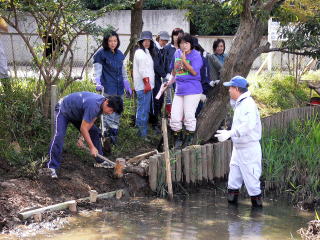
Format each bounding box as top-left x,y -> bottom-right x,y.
0,190 -> 313,240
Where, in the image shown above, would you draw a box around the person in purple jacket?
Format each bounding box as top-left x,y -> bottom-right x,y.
164,33 -> 203,148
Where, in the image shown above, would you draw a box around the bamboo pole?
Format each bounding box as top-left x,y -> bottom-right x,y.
162,118 -> 173,200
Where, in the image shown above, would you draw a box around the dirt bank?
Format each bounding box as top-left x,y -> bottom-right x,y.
0,153 -> 152,234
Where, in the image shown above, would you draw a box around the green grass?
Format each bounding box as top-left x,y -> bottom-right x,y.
248,72 -> 310,117
262,117 -> 320,202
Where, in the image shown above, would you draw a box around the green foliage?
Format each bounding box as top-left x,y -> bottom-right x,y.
188,1 -> 240,35
280,14 -> 320,59
0,77 -> 160,176
249,73 -> 309,116
262,118 -> 320,202
0,79 -> 51,175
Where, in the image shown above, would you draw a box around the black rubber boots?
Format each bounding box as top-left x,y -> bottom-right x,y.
227,189 -> 240,204
251,194 -> 263,208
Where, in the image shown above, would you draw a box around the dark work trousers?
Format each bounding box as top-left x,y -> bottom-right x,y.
47,103 -> 103,169
149,77 -> 164,127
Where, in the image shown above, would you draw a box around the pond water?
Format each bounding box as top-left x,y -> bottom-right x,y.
0,190 -> 313,240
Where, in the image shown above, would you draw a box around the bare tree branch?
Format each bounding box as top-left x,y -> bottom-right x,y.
264,47 -> 318,56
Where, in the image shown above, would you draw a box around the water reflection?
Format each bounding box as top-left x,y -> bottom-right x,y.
0,190 -> 312,240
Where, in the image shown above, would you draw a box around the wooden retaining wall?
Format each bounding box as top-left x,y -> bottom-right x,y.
148,106 -> 320,192
261,106 -> 320,136
148,141 -> 233,191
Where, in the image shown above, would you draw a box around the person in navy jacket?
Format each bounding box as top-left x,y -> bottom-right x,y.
93,31 -> 132,145
47,92 -> 123,178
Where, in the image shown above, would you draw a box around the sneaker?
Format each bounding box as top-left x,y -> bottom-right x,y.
94,160 -> 114,169
49,168 -> 58,179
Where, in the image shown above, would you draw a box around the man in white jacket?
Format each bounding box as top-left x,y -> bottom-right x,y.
215,76 -> 263,207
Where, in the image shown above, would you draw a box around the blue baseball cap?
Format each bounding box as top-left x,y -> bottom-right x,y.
223,76 -> 248,88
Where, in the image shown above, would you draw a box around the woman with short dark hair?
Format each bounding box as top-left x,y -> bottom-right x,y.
208,38 -> 227,87
164,33 -> 203,148
93,31 -> 132,145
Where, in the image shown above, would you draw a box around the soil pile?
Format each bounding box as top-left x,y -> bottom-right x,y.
0,153 -> 151,233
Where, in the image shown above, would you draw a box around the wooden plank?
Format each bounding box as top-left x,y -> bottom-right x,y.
175,150 -> 182,182
127,150 -> 158,164
148,155 -> 158,192
18,200 -> 76,220
206,144 -> 214,181
182,148 -> 190,184
213,143 -> 220,178
219,142 -> 224,178
171,153 -> 176,183
190,147 -> 196,183
201,145 -> 208,181
195,146 -> 202,182
156,154 -> 165,190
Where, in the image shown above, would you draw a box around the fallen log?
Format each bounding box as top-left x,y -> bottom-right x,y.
124,166 -> 146,177
127,150 -> 158,165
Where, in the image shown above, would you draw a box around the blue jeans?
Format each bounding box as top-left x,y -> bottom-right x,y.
47,103 -> 104,169
136,90 -> 152,137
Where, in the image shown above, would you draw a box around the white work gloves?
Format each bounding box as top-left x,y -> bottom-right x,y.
214,129 -> 233,142
200,94 -> 207,103
210,80 -> 220,87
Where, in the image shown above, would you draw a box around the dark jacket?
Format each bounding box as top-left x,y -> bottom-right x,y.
163,44 -> 177,74
93,48 -> 125,95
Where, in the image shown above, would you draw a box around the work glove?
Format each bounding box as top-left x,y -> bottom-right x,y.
95,77 -> 103,92
200,94 -> 207,103
143,77 -> 152,93
163,73 -> 171,83
123,79 -> 132,96
214,129 -> 233,142
210,80 -> 220,87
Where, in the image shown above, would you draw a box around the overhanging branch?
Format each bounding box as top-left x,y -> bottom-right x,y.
265,47 -> 318,57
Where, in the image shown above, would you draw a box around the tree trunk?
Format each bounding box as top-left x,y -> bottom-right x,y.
196,1 -> 279,143
126,0 -> 144,62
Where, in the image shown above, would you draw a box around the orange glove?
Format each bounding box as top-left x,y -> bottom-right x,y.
143,77 -> 151,93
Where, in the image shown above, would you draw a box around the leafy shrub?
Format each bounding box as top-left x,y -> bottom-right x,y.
249,73 -> 309,116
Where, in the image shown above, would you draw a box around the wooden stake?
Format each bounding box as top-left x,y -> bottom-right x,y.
182,148 -> 190,184
162,118 -> 173,200
33,213 -> 42,222
148,155 -> 158,192
89,190 -> 98,203
116,190 -> 123,200
50,85 -> 57,137
69,202 -> 77,213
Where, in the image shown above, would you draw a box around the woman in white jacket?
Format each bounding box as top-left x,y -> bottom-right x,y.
133,31 -> 155,138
